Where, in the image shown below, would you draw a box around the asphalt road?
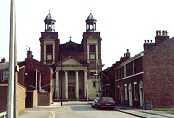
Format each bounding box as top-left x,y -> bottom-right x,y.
19,102 -> 139,118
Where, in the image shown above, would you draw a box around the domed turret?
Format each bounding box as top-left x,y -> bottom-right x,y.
44,11 -> 56,32
86,13 -> 97,32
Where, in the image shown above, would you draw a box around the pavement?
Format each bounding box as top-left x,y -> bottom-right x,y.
115,106 -> 174,118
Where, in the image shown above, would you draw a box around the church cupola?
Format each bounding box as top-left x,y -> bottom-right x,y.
86,13 -> 97,32
44,11 -> 56,32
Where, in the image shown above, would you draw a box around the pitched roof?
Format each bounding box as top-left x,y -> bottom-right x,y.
60,40 -> 83,52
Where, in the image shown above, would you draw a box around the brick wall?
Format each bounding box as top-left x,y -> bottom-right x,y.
16,83 -> 26,114
0,85 -> 7,112
143,39 -> 174,108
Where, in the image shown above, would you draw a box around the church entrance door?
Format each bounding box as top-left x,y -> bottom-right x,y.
68,85 -> 75,100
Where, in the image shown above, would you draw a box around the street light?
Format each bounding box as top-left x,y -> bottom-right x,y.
7,0 -> 17,117
59,46 -> 63,106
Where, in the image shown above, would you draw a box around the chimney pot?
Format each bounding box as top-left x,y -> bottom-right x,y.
165,30 -> 168,36
159,30 -> 161,36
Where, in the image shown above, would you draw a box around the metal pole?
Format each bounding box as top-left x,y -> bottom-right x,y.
7,0 -> 16,117
36,69 -> 37,91
60,48 -> 63,106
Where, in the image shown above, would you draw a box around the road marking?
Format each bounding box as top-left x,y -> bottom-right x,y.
49,111 -> 55,118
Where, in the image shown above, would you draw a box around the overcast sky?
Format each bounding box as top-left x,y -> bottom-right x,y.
1,0 -> 174,68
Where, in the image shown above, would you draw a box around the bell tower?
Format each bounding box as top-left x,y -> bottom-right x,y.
39,12 -> 59,65
83,13 -> 102,67
82,12 -> 103,97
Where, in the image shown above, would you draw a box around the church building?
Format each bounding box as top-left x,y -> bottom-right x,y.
39,12 -> 103,101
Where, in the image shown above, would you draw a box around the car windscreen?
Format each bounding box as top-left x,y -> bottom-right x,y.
101,97 -> 114,102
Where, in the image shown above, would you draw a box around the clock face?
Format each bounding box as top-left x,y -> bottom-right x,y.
47,54 -> 52,60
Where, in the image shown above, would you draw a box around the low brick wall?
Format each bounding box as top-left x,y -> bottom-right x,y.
33,90 -> 38,107
16,83 -> 26,114
0,83 -> 26,115
0,85 -> 7,112
38,92 -> 50,106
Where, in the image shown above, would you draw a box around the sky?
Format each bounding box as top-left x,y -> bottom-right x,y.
1,0 -> 174,68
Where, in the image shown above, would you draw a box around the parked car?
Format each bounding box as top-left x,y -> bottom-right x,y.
91,97 -> 116,109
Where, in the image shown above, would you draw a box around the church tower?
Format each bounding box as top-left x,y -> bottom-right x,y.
39,12 -> 59,65
82,13 -> 102,97
82,13 -> 102,70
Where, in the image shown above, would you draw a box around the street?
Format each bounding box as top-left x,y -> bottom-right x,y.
19,102 -> 139,118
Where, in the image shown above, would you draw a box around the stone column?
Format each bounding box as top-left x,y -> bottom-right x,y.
75,71 -> 79,99
96,44 -> 98,62
65,71 -> 68,99
139,81 -> 143,107
55,71 -> 59,99
128,83 -> 133,106
53,43 -> 55,63
87,45 -> 89,63
84,71 -> 88,100
39,73 -> 42,91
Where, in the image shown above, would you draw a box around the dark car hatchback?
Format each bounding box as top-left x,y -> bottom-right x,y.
92,97 -> 115,109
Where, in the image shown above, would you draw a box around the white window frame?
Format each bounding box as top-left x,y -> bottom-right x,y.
2,70 -> 9,81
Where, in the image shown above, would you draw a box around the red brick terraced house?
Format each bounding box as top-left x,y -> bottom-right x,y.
101,30 -> 174,109
100,67 -> 115,100
19,50 -> 53,107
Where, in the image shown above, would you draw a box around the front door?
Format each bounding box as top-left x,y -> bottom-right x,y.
68,86 -> 75,100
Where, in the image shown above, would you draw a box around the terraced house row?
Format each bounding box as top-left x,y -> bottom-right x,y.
101,30 -> 174,109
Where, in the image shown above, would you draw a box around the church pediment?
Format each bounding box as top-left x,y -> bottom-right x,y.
62,58 -> 81,66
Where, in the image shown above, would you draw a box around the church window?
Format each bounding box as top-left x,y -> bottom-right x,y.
46,44 -> 53,54
46,44 -> 53,61
89,44 -> 96,52
89,53 -> 96,60
93,81 -> 96,88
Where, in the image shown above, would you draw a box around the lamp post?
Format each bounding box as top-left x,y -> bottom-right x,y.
94,61 -> 102,97
7,0 -> 16,117
60,47 -> 63,106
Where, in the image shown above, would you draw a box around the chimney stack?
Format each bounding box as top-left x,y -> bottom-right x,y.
27,48 -> 33,59
155,30 -> 169,44
0,58 -> 6,63
125,49 -> 130,58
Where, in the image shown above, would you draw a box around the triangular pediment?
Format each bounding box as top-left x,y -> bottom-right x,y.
62,58 -> 81,66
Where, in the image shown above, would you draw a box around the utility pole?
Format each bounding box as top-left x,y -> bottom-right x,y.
7,0 -> 16,117
60,47 -> 63,106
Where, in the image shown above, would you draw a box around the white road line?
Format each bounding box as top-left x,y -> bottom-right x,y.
49,111 -> 55,118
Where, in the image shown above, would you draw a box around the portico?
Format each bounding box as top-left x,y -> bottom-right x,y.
54,61 -> 88,100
